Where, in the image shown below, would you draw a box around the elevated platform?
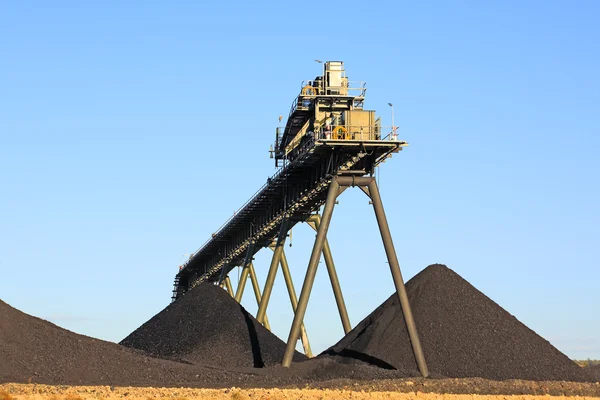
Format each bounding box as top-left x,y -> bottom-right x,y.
172,138 -> 405,300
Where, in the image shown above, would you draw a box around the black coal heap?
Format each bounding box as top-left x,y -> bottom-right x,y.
121,282 -> 307,368
322,264 -> 593,382
0,299 -> 229,386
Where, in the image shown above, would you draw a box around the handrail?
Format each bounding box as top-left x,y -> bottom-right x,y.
300,80 -> 367,96
286,81 -> 368,120
182,82 -> 399,271
179,129 -> 404,272
317,125 -> 401,140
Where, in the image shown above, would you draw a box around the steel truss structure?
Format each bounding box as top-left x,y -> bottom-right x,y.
171,61 -> 428,376
172,143 -> 429,377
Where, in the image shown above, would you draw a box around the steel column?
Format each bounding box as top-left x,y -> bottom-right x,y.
235,267 -> 250,302
256,219 -> 289,325
279,250 -> 313,357
282,178 -> 339,367
224,276 -> 234,298
366,179 -> 429,378
248,263 -> 271,331
307,215 -> 351,334
235,243 -> 255,303
217,263 -> 228,285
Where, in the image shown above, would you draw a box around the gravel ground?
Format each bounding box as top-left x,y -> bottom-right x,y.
2,381 -> 600,399
120,283 -> 306,368
322,264 -> 594,382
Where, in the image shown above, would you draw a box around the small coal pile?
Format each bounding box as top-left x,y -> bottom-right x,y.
0,299 -> 234,386
586,364 -> 600,381
323,264 -> 593,382
120,283 -> 307,368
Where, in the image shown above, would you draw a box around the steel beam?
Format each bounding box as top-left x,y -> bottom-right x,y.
278,249 -> 313,358
282,178 -> 339,367
234,244 -> 272,331
235,267 -> 250,302
218,262 -> 230,285
248,262 -> 271,331
235,243 -> 255,302
307,215 -> 351,334
256,219 -> 289,326
175,141 -> 404,298
224,276 -> 234,298
366,179 -> 429,378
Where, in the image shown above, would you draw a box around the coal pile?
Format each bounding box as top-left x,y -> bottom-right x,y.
0,297 -> 402,388
322,264 -> 594,382
120,282 -> 307,368
0,299 -> 240,386
587,364 -> 600,381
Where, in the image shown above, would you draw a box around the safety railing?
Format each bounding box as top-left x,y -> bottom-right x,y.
282,126 -> 402,163
299,80 -> 367,98
319,124 -> 377,141
381,129 -> 401,141
288,81 -> 367,115
181,165 -> 289,271
316,125 -> 402,141
180,125 -> 403,271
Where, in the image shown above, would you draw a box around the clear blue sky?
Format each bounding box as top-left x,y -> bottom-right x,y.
1,1 -> 599,360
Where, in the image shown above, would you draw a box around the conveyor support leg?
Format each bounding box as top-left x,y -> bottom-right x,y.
235,267 -> 250,302
307,214 -> 351,334
256,219 -> 289,326
282,179 -> 339,367
247,262 -> 271,331
365,178 -> 429,378
235,243 -> 255,302
281,176 -> 429,377
224,276 -> 234,297
277,248 -> 313,357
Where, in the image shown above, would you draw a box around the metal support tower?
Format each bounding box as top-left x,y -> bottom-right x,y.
171,61 -> 429,377
280,176 -> 428,377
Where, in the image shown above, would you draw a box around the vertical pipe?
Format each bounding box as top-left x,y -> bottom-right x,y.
367,179 -> 429,378
282,179 -> 339,367
248,263 -> 271,331
256,220 -> 289,325
279,250 -> 313,358
308,215 -> 352,334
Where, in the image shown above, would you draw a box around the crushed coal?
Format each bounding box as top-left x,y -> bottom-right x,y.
120,282 -> 307,368
2,264 -> 595,388
322,264 -> 594,382
0,299 -> 241,386
0,297 -> 400,387
586,364 -> 600,381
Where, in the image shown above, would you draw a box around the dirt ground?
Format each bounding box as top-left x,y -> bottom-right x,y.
2,381 -> 600,400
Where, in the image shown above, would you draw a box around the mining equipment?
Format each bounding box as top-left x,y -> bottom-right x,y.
273,61 -> 383,165
171,61 -> 428,376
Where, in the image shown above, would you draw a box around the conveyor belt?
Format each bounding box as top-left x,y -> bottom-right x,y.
172,138 -> 404,301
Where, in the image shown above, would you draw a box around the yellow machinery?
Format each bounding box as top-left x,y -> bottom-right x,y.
274,61 -> 384,165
